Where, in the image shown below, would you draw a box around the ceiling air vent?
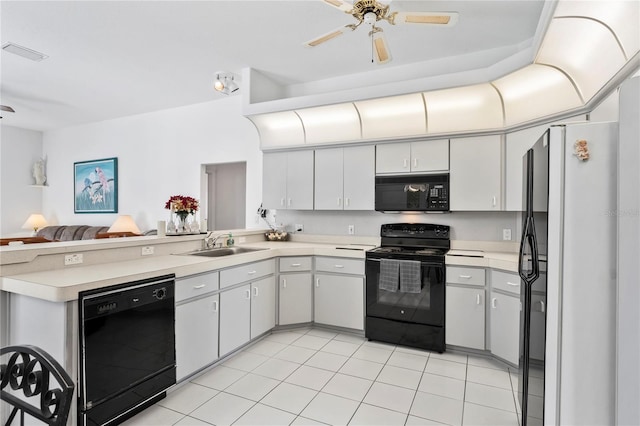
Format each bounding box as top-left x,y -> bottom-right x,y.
2,42 -> 48,61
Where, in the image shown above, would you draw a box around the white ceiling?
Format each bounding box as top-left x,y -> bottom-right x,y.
0,0 -> 548,131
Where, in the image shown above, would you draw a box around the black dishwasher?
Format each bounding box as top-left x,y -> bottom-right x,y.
78,274 -> 176,426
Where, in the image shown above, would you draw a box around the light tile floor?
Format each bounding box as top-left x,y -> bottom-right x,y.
122,327 -> 522,426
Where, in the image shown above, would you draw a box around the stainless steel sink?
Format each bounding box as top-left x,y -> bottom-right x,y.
184,246 -> 267,257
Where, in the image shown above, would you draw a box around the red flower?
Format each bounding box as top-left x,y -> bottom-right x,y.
165,195 -> 199,214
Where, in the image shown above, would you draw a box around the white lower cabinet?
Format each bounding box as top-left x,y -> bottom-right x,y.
279,273 -> 312,325
314,273 -> 364,330
446,286 -> 485,350
251,276 -> 276,338
446,266 -> 486,350
219,284 -> 251,356
175,294 -> 219,381
489,290 -> 521,365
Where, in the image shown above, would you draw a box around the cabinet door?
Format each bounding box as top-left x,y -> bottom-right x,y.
314,274 -> 364,330
410,140 -> 449,172
251,276 -> 276,338
286,150 -> 314,209
314,148 -> 344,210
450,135 -> 502,211
343,145 -> 375,210
175,294 -> 219,381
263,152 -> 287,209
219,285 -> 251,356
445,286 -> 485,350
279,273 -> 313,325
490,291 -> 521,365
376,143 -> 411,174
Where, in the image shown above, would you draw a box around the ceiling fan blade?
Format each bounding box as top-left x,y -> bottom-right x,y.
304,24 -> 356,47
322,0 -> 353,13
392,11 -> 459,26
372,30 -> 392,64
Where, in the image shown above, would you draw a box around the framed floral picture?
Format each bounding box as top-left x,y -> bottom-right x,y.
74,157 -> 118,213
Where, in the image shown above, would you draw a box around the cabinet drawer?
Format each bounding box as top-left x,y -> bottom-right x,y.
220,259 -> 275,289
315,257 -> 364,275
176,271 -> 219,303
446,266 -> 485,286
492,270 -> 521,295
279,256 -> 312,272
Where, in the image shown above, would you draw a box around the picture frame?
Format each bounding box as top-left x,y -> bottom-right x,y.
74,157 -> 118,213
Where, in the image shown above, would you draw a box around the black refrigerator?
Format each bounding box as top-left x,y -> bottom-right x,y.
518,130 -> 548,426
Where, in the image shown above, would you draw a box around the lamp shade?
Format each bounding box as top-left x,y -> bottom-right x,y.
22,214 -> 48,234
108,215 -> 141,234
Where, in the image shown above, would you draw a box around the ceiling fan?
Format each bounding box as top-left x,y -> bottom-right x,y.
304,0 -> 458,64
0,105 -> 15,119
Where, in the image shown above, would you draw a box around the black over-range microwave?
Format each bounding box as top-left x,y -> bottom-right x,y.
375,173 -> 450,212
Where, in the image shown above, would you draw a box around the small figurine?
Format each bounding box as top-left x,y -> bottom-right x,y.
574,140 -> 590,161
32,158 -> 46,185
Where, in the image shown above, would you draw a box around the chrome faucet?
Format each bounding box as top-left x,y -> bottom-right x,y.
203,232 -> 227,249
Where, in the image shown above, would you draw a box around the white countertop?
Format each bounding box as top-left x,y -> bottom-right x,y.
1,238 -> 519,303
0,241 -> 373,302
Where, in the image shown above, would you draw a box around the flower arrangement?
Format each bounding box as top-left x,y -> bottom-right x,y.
165,195 -> 199,218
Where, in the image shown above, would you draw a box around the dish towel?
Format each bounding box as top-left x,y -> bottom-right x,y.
379,259 -> 400,292
399,260 -> 422,293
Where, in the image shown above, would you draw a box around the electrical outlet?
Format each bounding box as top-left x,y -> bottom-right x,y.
141,246 -> 154,256
348,225 -> 355,235
295,224 -> 303,232
64,253 -> 83,266
503,228 -> 512,240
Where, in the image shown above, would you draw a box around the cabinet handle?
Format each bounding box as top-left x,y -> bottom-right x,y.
245,289 -> 251,299
280,198 -> 285,207
345,198 -> 350,206
476,294 -> 481,305
334,264 -> 344,269
491,297 -> 497,309
413,158 -> 418,168
337,197 -> 342,206
459,275 -> 472,279
247,270 -> 257,275
253,287 -> 259,297
539,300 -> 545,313
193,284 -> 206,289
212,300 -> 218,312
290,263 -> 301,267
492,196 -> 497,207
282,279 -> 287,289
287,198 -> 292,207
316,278 -> 320,288
506,281 -> 519,287
403,159 -> 408,168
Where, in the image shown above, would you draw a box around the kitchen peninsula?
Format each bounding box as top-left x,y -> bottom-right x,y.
0,231 -> 518,425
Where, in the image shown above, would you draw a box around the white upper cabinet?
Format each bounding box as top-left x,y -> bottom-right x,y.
505,124 -> 548,211
315,145 -> 375,210
450,135 -> 502,211
343,146 -> 375,210
263,150 -> 314,210
376,139 -> 449,174
410,140 -> 449,172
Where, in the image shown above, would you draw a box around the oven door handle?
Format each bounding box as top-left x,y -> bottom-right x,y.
366,258 -> 444,267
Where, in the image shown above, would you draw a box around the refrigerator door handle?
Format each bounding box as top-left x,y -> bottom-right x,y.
518,216 -> 540,286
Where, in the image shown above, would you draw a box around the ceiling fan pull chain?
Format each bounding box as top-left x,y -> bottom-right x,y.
371,27 -> 374,63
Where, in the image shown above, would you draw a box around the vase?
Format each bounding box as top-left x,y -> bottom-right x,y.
176,212 -> 189,233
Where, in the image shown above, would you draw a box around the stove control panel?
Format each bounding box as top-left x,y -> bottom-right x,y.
381,223 -> 449,239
